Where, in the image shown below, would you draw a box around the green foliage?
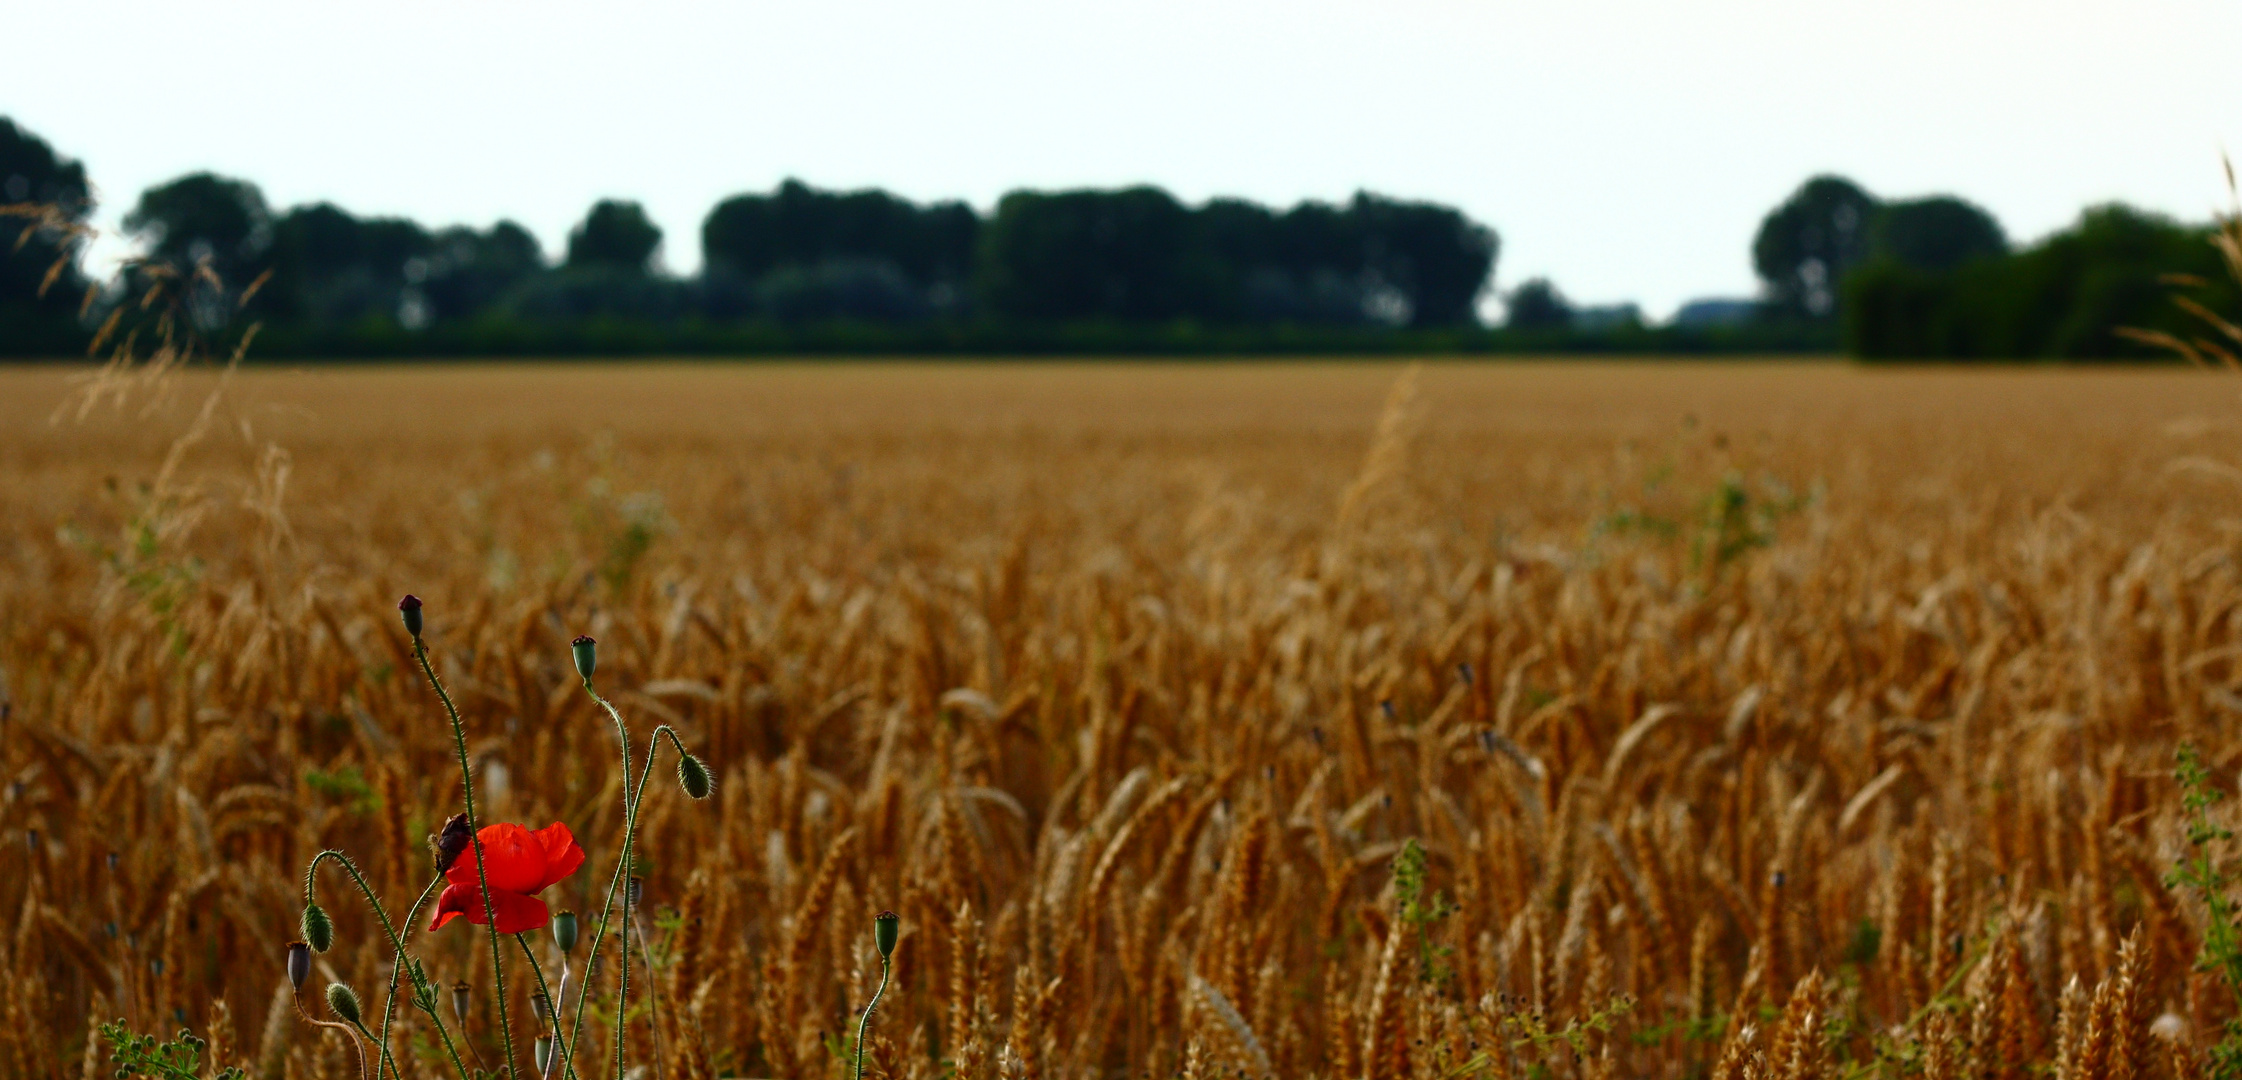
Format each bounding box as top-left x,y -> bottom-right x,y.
2168,742 -> 2242,1078
1841,918 -> 1882,968
304,764 -> 382,815
1392,838 -> 1459,987
1593,454 -> 1807,584
100,1022 -> 245,1080
1691,472 -> 1806,578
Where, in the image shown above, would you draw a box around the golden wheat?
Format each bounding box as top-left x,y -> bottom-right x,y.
2,359 -> 2241,1078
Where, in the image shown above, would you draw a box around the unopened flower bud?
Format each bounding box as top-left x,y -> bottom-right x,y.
874,910 -> 900,958
677,754 -> 712,800
286,941 -> 311,990
534,1036 -> 553,1075
450,980 -> 470,1023
551,911 -> 579,954
571,635 -> 597,680
398,595 -> 424,638
434,813 -> 471,874
326,982 -> 362,1025
301,901 -> 334,953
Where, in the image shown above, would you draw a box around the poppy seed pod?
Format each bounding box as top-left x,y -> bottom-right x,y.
570,636 -> 597,680
535,1036 -> 553,1075
398,595 -> 423,638
301,902 -> 334,953
531,992 -> 552,1024
551,910 -> 579,954
450,980 -> 470,1022
433,813 -> 471,874
326,982 -> 363,1025
629,876 -> 643,908
677,754 -> 712,800
285,941 -> 311,991
874,910 -> 900,958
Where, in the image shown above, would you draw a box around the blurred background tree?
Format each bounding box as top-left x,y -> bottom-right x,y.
0,117 -> 91,353
1752,175 -> 1877,321
567,200 -> 662,272
1504,278 -> 1574,331
1869,196 -> 2007,273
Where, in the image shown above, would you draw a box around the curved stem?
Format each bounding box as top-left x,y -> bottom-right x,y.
293,990 -> 370,1080
563,723 -> 686,1071
302,852 -> 416,1080
855,955 -> 891,1080
515,932 -> 580,1080
377,876 -> 448,1080
584,680 -> 637,1080
415,634 -> 519,1080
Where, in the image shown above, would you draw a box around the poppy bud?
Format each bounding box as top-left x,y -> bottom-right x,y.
534,1036 -> 554,1075
302,901 -> 334,953
677,754 -> 712,800
571,636 -> 597,680
874,911 -> 900,958
450,980 -> 470,1023
399,595 -> 424,638
433,813 -> 471,874
286,941 -> 311,991
551,910 -> 579,954
326,982 -> 362,1025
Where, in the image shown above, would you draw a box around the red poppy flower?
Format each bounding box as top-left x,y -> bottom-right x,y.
429,822 -> 585,935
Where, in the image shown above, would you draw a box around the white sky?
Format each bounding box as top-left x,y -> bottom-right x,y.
6,0 -> 2242,320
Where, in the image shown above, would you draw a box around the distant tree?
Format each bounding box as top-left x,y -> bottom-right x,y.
975,187 -> 1206,321
1845,202 -> 2224,360
1349,193 -> 1499,326
261,203 -> 434,324
124,172 -> 272,286
1870,196 -> 2006,272
1752,175 -> 1878,320
702,179 -> 979,291
566,200 -> 661,272
0,117 -> 93,347
1504,278 -> 1573,331
421,221 -> 543,321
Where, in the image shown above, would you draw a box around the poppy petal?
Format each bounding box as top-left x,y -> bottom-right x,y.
426,882 -> 552,934
487,890 -> 552,934
530,821 -> 586,891
429,883 -> 476,931
444,822 -> 547,894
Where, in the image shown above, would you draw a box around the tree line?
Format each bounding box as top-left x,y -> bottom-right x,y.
0,116 -> 1513,356
1,112 -> 2221,359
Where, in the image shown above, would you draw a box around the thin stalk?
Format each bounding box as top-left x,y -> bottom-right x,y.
376,876 -> 448,1080
515,932 -> 580,1080
426,1005 -> 474,1080
855,954 -> 891,1080
631,907 -> 666,1080
304,852 -> 429,1080
414,634 -> 519,1080
581,678 -> 637,1080
562,724 -> 690,1073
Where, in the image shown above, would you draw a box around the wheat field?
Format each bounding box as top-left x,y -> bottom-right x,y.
5,358 -> 2242,1079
